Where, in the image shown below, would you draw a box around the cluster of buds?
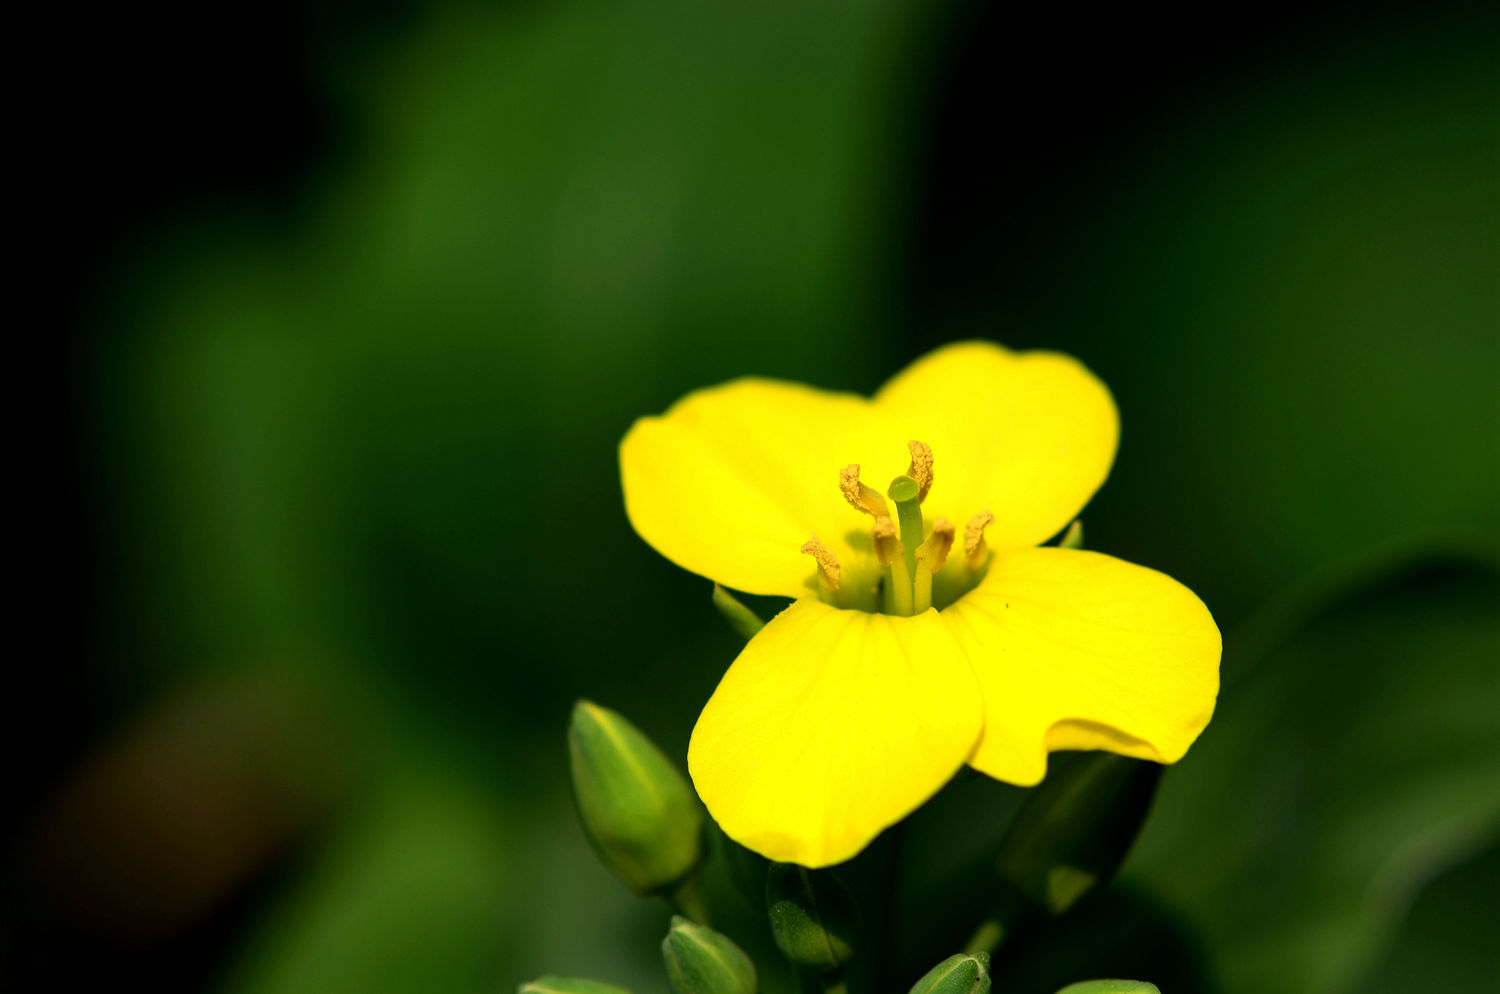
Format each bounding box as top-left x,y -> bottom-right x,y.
525,657 -> 1164,992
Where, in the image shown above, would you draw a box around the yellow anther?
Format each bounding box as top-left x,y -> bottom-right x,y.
801,535 -> 841,592
915,517 -> 955,573
872,516 -> 902,567
840,464 -> 890,517
964,511 -> 994,571
906,440 -> 934,502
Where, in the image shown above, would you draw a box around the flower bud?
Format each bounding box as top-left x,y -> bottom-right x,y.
568,700 -> 702,894
995,753 -> 1161,914
518,977 -> 634,994
765,863 -> 857,971
907,953 -> 991,994
662,915 -> 757,994
1054,982 -> 1160,994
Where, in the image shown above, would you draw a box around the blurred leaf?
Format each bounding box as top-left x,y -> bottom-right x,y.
947,18 -> 1500,619
29,675 -> 350,939
217,776 -> 514,994
1123,551 -> 1500,994
1352,834 -> 1500,991
98,0 -> 912,755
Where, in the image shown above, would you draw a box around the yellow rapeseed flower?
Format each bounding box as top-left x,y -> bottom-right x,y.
620,342 -> 1220,867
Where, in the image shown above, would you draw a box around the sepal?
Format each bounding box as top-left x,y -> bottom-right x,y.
765,863 -> 858,971
996,753 -> 1160,913
712,584 -> 766,641
907,953 -> 991,994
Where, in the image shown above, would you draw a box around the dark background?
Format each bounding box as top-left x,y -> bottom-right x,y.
16,0 -> 1499,991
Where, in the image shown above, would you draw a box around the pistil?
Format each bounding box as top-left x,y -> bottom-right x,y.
887,475 -> 925,581
912,517 -> 955,614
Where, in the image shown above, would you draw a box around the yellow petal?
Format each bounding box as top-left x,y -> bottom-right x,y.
620,378 -> 902,601
941,547 -> 1220,785
874,342 -> 1119,550
689,599 -> 983,867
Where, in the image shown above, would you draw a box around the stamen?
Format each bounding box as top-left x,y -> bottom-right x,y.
1059,519 -> 1084,549
964,511 -> 994,571
915,517 -> 956,573
839,464 -> 890,517
872,516 -> 901,566
801,535 -> 841,593
906,440 -> 934,502
913,517 -> 955,613
870,517 -> 912,617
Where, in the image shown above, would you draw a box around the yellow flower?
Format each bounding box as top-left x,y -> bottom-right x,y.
620,342 -> 1220,867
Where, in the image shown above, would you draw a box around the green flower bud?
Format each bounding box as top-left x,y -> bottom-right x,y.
765,863 -> 858,971
907,953 -> 991,994
568,700 -> 703,894
661,915 -> 757,994
518,977 -> 634,994
1054,982 -> 1160,994
996,753 -> 1161,913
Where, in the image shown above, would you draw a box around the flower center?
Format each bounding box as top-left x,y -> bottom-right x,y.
802,441 -> 994,616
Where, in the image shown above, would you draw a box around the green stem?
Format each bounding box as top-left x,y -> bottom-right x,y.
961,883 -> 1028,955
872,818 -> 908,983
962,918 -> 1005,955
795,968 -> 848,994
667,871 -> 710,925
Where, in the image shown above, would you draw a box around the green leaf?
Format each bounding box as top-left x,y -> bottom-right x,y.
1123,552 -> 1500,994
1350,836 -> 1500,991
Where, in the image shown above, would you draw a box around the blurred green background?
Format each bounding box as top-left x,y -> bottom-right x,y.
15,1 -> 1498,991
